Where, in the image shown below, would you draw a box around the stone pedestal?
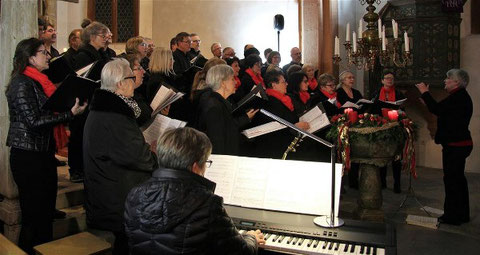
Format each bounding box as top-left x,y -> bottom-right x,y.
0,198 -> 22,243
356,163 -> 384,222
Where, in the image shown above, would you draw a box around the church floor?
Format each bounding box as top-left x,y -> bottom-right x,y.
340,166 -> 480,255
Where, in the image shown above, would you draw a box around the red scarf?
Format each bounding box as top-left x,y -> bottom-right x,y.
23,66 -> 69,151
235,76 -> 241,89
245,68 -> 265,88
266,88 -> 294,112
308,78 -> 318,91
321,89 -> 341,108
379,86 -> 396,102
299,91 -> 310,104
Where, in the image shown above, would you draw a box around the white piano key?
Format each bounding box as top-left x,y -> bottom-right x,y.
336,243 -> 346,255
376,248 -> 385,255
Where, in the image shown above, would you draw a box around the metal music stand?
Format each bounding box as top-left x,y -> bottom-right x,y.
395,169 -> 431,217
259,109 -> 344,228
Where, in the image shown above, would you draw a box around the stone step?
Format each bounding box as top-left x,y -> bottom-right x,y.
53,205 -> 87,240
55,156 -> 85,210
34,231 -> 111,255
0,233 -> 27,255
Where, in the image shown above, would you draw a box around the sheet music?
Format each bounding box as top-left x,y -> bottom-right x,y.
379,98 -> 407,106
241,121 -> 287,139
76,63 -> 94,77
328,97 -> 337,105
356,98 -> 374,104
142,114 -> 186,144
150,86 -> 175,110
205,154 -> 343,216
299,106 -> 330,134
340,101 -> 361,109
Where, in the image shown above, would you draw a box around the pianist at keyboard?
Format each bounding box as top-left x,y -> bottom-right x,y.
124,127 -> 265,255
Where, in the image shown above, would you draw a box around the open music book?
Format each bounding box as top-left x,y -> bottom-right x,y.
406,214 -> 439,229
232,84 -> 268,115
241,121 -> 286,139
340,99 -> 373,109
150,85 -> 184,117
299,105 -> 330,134
204,154 -> 342,216
142,114 -> 186,144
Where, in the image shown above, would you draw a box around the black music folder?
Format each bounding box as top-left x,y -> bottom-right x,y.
43,74 -> 100,112
232,84 -> 268,115
44,56 -> 75,84
81,59 -> 109,81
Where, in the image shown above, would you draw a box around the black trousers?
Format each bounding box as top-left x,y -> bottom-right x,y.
442,145 -> 472,221
380,160 -> 401,188
68,113 -> 87,175
10,147 -> 58,255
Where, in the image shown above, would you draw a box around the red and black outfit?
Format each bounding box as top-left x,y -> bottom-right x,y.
421,87 -> 473,224
231,68 -> 264,103
6,68 -> 73,254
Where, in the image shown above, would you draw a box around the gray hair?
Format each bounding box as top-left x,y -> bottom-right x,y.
318,73 -> 336,87
205,64 -> 234,91
446,68 -> 469,88
81,21 -> 109,46
156,127 -> 212,171
100,58 -> 133,92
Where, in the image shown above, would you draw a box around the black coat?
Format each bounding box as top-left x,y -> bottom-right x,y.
421,88 -> 472,145
124,167 -> 258,255
310,92 -> 341,117
71,44 -> 105,70
289,93 -> 311,117
173,49 -> 192,75
336,86 -> 364,113
251,95 -> 299,159
83,89 -> 158,232
193,88 -> 249,155
6,75 -> 73,152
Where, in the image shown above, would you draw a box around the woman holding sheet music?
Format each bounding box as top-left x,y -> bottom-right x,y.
193,65 -> 257,155
372,71 -> 405,193
6,38 -> 87,254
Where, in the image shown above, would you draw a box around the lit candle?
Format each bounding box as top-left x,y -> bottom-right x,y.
353,32 -> 357,52
388,110 -> 399,121
382,27 -> 386,50
344,108 -> 353,114
404,31 -> 410,52
346,23 -> 350,42
378,18 -> 382,38
334,36 -> 340,55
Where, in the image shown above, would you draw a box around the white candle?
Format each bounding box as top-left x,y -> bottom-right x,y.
346,23 -> 350,42
392,19 -> 398,39
334,36 -> 340,55
353,32 -> 357,52
378,18 -> 382,38
382,28 -> 386,50
404,31 -> 409,52
358,19 -> 363,38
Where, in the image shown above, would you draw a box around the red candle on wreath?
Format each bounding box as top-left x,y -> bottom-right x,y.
344,108 -> 358,123
381,108 -> 390,118
387,110 -> 399,121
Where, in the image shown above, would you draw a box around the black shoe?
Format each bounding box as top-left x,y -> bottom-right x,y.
438,215 -> 461,225
54,209 -> 66,219
70,172 -> 84,183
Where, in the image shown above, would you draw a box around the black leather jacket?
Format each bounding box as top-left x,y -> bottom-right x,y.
6,75 -> 73,152
124,167 -> 258,255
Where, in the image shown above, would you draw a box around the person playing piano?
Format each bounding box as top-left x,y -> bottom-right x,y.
124,127 -> 265,254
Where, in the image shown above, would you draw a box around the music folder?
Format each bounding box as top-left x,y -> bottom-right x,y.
232,84 -> 268,115
79,59 -> 109,81
373,98 -> 406,110
44,55 -> 75,84
42,74 -> 100,112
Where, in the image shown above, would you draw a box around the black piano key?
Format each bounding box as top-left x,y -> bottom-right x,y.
312,240 -> 319,248
350,244 -> 356,253
344,244 -> 350,252
328,242 -> 334,250
278,235 -> 285,243
322,241 -> 328,249
264,233 -> 270,240
297,238 -> 304,246
292,237 -> 298,245
360,245 -> 365,254
307,239 -> 313,247
272,235 -> 278,242
334,242 -> 340,250
367,246 -> 372,254
286,236 -> 292,244
373,247 -> 377,255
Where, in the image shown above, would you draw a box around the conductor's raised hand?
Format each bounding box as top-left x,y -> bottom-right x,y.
415,82 -> 429,94
71,98 -> 88,116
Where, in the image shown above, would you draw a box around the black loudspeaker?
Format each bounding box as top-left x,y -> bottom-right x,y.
274,14 -> 284,31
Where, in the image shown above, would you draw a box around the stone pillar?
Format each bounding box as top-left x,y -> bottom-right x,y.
0,0 -> 38,244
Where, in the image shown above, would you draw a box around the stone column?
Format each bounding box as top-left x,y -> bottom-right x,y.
0,0 -> 38,243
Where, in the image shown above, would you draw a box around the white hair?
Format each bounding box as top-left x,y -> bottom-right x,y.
206,64 -> 234,91
447,68 -> 469,88
100,58 -> 133,92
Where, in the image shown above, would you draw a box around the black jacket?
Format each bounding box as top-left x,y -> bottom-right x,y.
231,71 -> 256,103
310,92 -> 341,117
83,89 -> 158,232
370,88 -> 406,115
421,88 -> 472,145
71,43 -> 105,70
124,167 -> 258,255
336,87 -> 364,113
6,75 -> 73,152
193,88 -> 249,155
251,95 -> 299,159
173,49 -> 192,75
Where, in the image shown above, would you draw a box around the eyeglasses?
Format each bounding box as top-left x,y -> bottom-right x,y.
140,42 -> 148,47
206,160 -> 213,168
124,76 -> 136,82
192,40 -> 201,43
37,49 -> 48,55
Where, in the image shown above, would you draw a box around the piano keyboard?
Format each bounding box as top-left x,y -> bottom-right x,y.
225,205 -> 396,255
238,229 -> 385,255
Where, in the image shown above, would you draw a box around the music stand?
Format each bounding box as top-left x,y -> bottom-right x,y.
395,170 -> 432,217
259,109 -> 344,228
